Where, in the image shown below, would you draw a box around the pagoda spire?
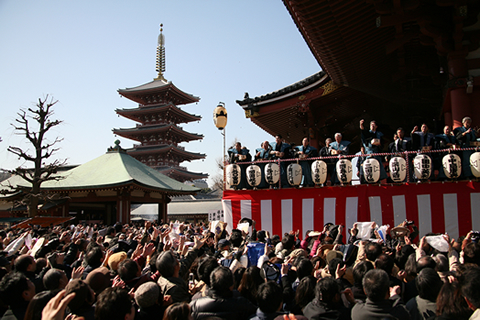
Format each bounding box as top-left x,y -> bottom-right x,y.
155,24 -> 167,81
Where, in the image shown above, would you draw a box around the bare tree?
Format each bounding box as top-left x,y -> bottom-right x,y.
2,96 -> 66,217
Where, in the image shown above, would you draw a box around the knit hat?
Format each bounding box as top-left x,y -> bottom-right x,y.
85,267 -> 111,295
134,282 -> 160,308
326,250 -> 343,264
108,252 -> 127,271
288,248 -> 307,259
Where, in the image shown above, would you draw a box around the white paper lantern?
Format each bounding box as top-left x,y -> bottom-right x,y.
311,160 -> 327,185
413,154 -> 432,180
287,163 -> 303,186
225,164 -> 241,187
389,157 -> 407,183
471,152 -> 480,178
442,154 -> 462,179
363,158 -> 381,183
336,159 -> 352,184
264,163 -> 280,185
246,165 -> 262,187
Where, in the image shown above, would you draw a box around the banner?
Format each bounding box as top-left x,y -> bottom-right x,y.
222,181 -> 480,240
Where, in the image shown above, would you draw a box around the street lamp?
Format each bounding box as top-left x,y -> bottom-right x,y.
214,102 -> 227,189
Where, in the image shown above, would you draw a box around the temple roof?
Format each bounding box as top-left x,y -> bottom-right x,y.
127,145 -> 206,160
237,71 -> 328,106
112,124 -> 204,143
115,103 -> 201,123
237,0 -> 480,147
157,166 -> 209,181
0,146 -> 199,195
118,79 -> 200,106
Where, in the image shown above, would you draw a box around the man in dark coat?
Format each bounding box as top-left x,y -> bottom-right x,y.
351,269 -> 409,320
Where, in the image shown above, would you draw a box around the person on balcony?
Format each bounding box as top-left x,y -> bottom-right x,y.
295,137 -> 318,187
330,133 -> 350,185
436,125 -> 460,181
455,116 -> 479,178
411,124 -> 435,152
360,119 -> 387,182
228,142 -> 252,190
270,135 -> 291,188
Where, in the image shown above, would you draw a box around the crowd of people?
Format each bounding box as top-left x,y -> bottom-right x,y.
228,117 -> 480,188
1,218 -> 480,320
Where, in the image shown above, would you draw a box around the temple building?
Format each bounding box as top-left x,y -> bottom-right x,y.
114,25 -> 207,182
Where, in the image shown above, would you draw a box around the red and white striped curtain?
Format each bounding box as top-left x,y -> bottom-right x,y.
222,181 -> 480,240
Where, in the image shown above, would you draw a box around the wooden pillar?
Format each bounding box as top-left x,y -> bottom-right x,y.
448,51 -> 471,129
158,196 -> 171,224
116,189 -> 131,224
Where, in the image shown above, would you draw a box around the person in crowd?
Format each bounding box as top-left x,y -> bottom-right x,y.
156,236 -> 204,303
228,142 -> 252,190
295,137 -> 318,187
0,272 -> 36,320
95,287 -> 135,320
43,268 -> 68,291
351,260 -> 373,302
5,213 -> 480,320
24,290 -> 58,320
64,279 -> 95,320
460,265 -> 480,319
303,277 -> 353,320
351,269 -> 409,320
237,265 -> 263,305
189,266 -> 257,319
432,279 -> 472,320
134,282 -> 167,320
406,268 -> 443,320
250,281 -> 285,320
163,302 -> 192,320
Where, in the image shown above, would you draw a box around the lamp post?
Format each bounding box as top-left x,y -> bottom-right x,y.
214,102 -> 227,190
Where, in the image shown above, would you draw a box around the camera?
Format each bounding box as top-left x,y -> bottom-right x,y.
471,231 -> 480,243
405,220 -> 415,226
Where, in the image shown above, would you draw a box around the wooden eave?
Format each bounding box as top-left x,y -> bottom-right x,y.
127,145 -> 206,160
115,103 -> 201,124
158,167 -> 209,180
112,124 -> 203,143
118,82 -> 199,106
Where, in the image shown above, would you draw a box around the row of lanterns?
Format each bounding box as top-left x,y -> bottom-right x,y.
226,152 -> 480,187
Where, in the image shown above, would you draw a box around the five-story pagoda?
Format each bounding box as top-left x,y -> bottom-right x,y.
113,25 -> 207,182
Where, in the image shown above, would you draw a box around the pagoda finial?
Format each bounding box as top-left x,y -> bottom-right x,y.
155,24 -> 167,81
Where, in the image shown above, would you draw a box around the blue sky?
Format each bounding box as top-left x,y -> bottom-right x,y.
0,1 -> 320,187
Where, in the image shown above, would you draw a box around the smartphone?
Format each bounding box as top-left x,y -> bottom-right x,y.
189,273 -> 194,286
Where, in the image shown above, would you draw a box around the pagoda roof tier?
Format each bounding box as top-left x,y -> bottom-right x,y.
115,103 -> 201,124
157,166 -> 209,181
118,79 -> 199,106
127,145 -> 206,161
112,124 -> 204,143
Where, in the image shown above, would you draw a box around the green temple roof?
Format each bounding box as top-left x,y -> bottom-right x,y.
1,142 -> 200,195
